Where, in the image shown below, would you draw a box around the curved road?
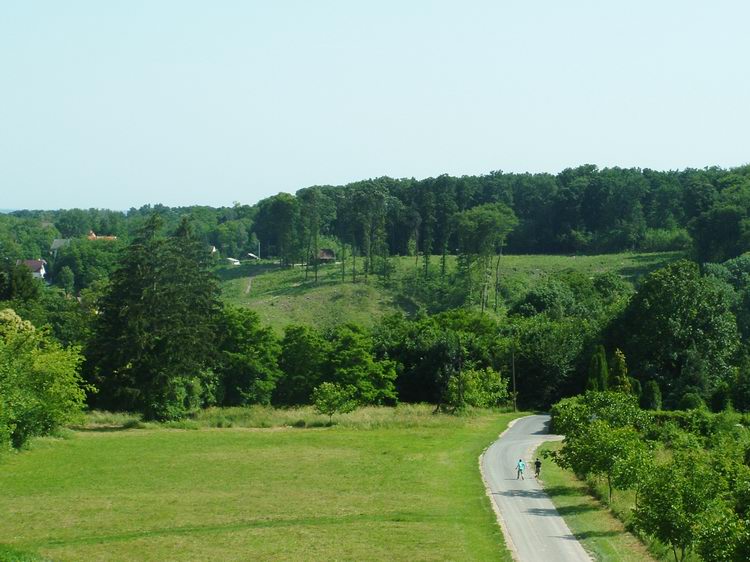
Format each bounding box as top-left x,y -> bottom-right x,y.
481,415 -> 591,562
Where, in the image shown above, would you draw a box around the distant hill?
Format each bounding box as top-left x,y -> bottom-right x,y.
217,252 -> 681,333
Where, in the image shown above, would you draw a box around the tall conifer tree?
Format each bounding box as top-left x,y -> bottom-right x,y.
86,215 -> 221,419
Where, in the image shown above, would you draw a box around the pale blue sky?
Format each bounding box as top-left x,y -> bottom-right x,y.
1,1 -> 748,210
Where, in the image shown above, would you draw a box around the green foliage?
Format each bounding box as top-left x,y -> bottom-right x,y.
50,238 -> 123,292
552,419 -> 650,502
0,264 -> 40,302
678,391 -> 706,410
0,309 -> 87,450
311,382 -> 358,420
695,504 -> 750,562
733,362 -> 750,412
453,203 -> 517,310
215,306 -> 281,406
550,391 -> 650,435
326,324 -> 397,405
649,409 -> 717,440
86,215 -> 222,420
640,380 -> 662,410
512,315 -> 590,408
634,453 -> 723,562
445,367 -> 509,410
514,277 -> 575,318
586,345 -> 609,391
273,324 -> 328,405
616,259 -> 739,404
610,348 -> 631,393
710,381 -> 732,412
640,228 -> 692,252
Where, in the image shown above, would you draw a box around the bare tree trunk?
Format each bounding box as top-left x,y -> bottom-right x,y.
340,243 -> 346,282
493,251 -> 503,312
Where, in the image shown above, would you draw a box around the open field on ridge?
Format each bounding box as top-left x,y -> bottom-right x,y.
218,252 -> 681,331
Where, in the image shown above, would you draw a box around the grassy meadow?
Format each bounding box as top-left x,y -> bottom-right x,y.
218,252 -> 681,331
0,407 -> 520,561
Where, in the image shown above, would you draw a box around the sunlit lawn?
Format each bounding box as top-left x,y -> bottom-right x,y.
1,408 -> 519,561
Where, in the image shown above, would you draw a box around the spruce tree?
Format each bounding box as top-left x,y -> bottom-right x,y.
641,380 -> 663,410
611,348 -> 632,393
586,345 -> 609,391
86,215 -> 221,419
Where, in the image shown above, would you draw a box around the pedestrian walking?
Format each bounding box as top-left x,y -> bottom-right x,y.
516,458 -> 526,480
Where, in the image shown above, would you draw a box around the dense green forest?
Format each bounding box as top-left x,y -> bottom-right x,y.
3,164 -> 750,453
3,164 -> 750,269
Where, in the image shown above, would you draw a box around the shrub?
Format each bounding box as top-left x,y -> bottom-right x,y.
550,391 -> 650,435
640,380 -> 662,410
446,367 -> 509,410
0,309 -> 87,450
679,392 -> 707,411
639,228 -> 692,252
312,382 -> 358,421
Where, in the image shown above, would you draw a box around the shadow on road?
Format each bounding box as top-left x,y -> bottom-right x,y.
492,489 -> 549,499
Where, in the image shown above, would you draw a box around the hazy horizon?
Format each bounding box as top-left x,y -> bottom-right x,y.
2,161 -> 750,213
2,1 -> 749,210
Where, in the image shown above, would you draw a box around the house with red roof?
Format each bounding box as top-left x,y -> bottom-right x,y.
17,259 -> 47,279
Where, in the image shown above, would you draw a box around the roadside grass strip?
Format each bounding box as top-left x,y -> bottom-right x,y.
536,441 -> 655,562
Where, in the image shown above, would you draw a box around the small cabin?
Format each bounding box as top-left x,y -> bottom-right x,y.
318,248 -> 336,263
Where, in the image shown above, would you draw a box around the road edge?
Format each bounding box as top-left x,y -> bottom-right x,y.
478,415 -> 527,562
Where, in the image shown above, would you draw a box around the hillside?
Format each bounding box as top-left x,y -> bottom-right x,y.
217,252 -> 681,332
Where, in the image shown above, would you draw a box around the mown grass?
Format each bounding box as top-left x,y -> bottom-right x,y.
536,441 -> 656,562
0,544 -> 48,561
1,407 -> 521,561
217,252 -> 681,332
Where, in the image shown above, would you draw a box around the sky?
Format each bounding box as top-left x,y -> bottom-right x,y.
1,1 -> 749,210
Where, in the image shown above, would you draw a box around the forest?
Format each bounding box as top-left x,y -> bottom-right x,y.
3,164 -> 750,449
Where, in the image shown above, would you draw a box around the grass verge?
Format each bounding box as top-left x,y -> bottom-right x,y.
536,441 -> 655,562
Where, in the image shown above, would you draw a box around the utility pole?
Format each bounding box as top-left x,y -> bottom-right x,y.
511,344 -> 517,412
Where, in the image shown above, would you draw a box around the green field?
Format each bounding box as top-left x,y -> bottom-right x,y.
1,407 -> 520,561
218,252 -> 680,331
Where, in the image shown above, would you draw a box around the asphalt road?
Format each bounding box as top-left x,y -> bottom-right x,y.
481,414 -> 591,562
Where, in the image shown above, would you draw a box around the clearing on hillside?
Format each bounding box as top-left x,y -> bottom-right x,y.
218,252 -> 681,331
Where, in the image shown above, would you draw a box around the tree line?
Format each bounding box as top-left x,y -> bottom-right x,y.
5,218 -> 750,442
4,164 -> 750,278
550,391 -> 750,561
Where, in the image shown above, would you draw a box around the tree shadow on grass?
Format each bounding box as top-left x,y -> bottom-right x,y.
556,504 -> 598,516
575,530 -> 621,539
543,485 -> 585,498
69,423 -> 144,432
